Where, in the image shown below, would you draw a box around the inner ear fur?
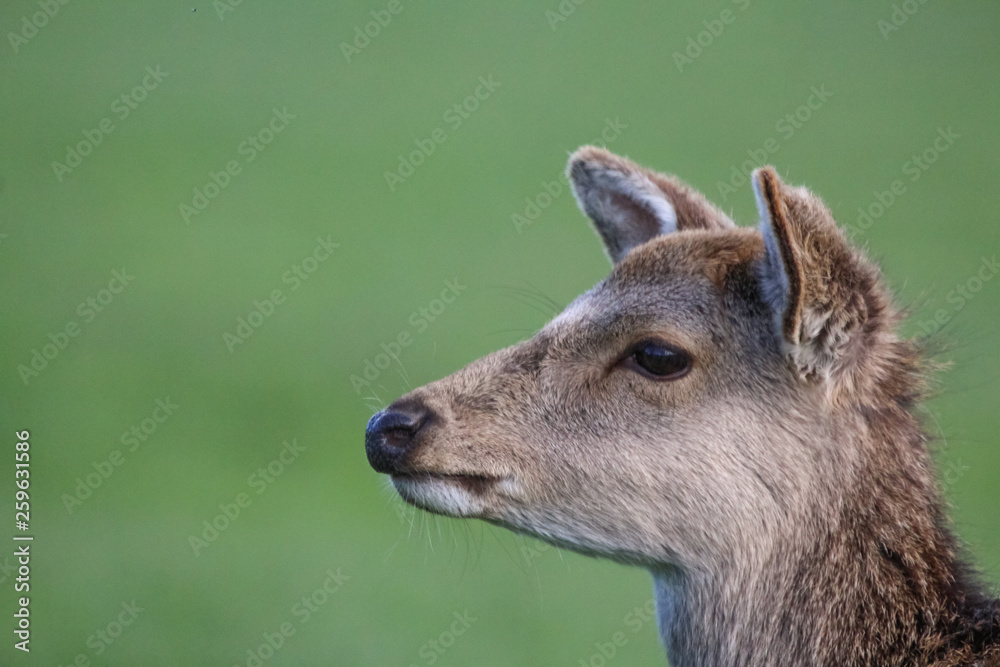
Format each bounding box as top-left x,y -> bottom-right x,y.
753,166 -> 882,382
568,146 -> 735,263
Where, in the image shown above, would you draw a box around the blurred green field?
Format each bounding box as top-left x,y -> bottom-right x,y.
1,1 -> 998,665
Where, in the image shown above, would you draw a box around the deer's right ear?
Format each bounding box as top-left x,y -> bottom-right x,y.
568,146 -> 734,264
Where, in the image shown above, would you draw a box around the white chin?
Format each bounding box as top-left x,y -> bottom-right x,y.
390,475 -> 485,517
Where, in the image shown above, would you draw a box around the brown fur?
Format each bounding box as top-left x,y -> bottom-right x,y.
366,147 -> 1000,666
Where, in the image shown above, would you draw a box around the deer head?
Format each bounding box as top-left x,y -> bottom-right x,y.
365,147 -> 939,665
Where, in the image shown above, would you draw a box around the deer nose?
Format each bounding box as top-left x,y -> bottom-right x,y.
365,402 -> 431,474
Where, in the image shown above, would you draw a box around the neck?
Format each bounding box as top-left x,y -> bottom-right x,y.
652,407 -> 999,667
652,554 -> 829,667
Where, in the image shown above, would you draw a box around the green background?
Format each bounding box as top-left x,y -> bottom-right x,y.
1,1 -> 998,665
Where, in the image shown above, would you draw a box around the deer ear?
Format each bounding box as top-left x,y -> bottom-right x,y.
568,146 -> 735,263
753,167 -> 877,381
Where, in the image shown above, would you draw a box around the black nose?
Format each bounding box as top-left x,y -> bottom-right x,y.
365,402 -> 431,474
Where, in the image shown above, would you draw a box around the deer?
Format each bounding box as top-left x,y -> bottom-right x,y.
364,146 -> 1000,666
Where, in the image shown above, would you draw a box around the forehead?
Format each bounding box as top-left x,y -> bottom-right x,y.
613,229 -> 763,287
548,229 -> 763,335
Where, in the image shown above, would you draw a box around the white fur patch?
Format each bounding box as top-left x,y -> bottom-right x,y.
391,476 -> 484,517
547,294 -> 597,330
636,175 -> 678,234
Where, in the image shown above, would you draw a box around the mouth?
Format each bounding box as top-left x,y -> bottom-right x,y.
393,472 -> 496,493
390,472 -> 503,517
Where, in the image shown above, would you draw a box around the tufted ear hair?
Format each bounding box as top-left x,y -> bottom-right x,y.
753,167 -> 886,383
568,146 -> 735,264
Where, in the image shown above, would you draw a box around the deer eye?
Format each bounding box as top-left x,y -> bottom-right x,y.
627,341 -> 691,380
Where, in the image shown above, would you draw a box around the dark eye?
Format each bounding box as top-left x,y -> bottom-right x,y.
627,341 -> 691,380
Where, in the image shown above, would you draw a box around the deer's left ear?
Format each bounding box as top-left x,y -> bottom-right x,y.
753,167 -> 880,381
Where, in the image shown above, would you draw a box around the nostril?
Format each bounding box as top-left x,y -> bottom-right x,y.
381,424 -> 417,450
364,403 -> 433,474
366,410 -> 424,443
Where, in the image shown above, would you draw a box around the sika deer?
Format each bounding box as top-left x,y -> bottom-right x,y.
364,147 -> 1000,666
